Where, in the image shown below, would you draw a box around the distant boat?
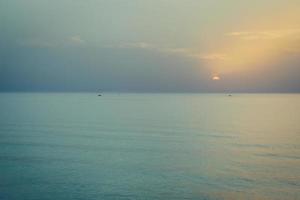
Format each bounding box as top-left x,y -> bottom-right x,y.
98,94 -> 102,96
228,94 -> 232,96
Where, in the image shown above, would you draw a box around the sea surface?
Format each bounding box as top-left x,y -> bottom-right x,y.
0,93 -> 299,200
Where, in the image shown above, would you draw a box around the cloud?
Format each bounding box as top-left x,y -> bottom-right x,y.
107,42 -> 226,61
121,42 -> 155,49
227,28 -> 300,40
163,48 -> 228,61
106,42 -> 187,55
193,53 -> 228,61
162,47 -> 190,54
17,39 -> 57,48
68,35 -> 85,45
105,42 -> 156,50
17,35 -> 86,47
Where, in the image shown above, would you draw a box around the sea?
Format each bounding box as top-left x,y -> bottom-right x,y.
0,93 -> 299,200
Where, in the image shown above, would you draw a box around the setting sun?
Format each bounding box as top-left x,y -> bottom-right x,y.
212,76 -> 221,80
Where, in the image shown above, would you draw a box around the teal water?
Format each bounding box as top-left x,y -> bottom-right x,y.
0,93 -> 299,200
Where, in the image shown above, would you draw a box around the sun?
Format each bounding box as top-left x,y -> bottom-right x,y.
212,76 -> 220,80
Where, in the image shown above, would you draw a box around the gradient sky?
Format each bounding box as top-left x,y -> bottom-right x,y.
1,0 -> 300,92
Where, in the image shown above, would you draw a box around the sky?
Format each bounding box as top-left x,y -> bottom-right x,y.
1,0 -> 300,92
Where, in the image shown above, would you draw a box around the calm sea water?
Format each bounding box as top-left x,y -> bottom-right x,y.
0,93 -> 299,200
